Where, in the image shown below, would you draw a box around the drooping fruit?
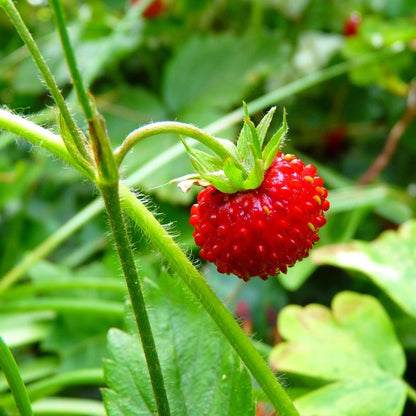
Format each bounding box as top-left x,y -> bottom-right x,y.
189,153 -> 329,281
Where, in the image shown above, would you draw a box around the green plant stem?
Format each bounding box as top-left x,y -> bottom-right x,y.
0,368 -> 104,408
31,398 -> 105,416
0,336 -> 33,416
119,183 -> 300,416
99,182 -> 171,416
0,298 -> 124,317
47,0 -> 93,120
0,0 -> 92,166
114,121 -> 243,170
1,278 -> 126,300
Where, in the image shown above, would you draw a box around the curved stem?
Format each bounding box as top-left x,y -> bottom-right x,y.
119,183 -> 300,416
0,0 -> 92,166
0,336 -> 33,416
99,182 -> 171,416
114,121 -> 243,171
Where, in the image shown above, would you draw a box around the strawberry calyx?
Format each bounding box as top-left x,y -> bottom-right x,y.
179,104 -> 288,194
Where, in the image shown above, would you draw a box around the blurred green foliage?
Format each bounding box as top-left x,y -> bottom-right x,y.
1,0 -> 416,414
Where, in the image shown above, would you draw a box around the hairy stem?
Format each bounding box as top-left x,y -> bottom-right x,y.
99,182 -> 171,416
114,121 -> 243,171
119,184 -> 300,416
0,336 -> 33,416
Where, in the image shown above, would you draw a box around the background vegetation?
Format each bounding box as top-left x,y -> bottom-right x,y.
1,0 -> 416,415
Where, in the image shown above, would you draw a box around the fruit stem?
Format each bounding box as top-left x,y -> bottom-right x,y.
0,336 -> 33,416
0,0 -> 93,168
119,183 -> 301,416
99,181 -> 171,416
114,121 -> 247,174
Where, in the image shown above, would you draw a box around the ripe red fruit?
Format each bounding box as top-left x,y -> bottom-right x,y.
189,153 -> 329,281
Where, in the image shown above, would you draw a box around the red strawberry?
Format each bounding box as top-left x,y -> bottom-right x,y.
189,153 -> 329,281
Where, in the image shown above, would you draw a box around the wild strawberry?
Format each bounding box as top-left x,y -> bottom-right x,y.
178,105 -> 329,281
189,152 -> 329,281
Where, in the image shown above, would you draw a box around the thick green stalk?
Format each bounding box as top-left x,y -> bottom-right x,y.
0,0 -> 92,166
0,336 -> 33,416
119,183 -> 301,416
47,0 -> 94,120
99,182 -> 171,416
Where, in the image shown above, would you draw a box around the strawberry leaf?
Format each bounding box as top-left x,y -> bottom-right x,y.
262,108 -> 288,170
270,291 -> 407,416
103,271 -> 255,416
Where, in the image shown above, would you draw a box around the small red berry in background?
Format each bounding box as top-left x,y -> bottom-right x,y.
343,12 -> 361,36
190,153 -> 330,281
130,0 -> 165,18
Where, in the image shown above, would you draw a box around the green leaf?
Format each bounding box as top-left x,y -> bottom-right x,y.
103,272 -> 255,416
256,107 -> 276,148
295,377 -> 406,416
270,291 -> 407,416
163,33 -> 289,115
312,220 -> 416,319
262,109 -> 288,170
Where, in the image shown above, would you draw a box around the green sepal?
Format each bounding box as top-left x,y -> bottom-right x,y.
180,137 -> 223,172
198,170 -> 238,193
236,103 -> 262,172
224,157 -> 245,189
262,108 -> 288,170
242,158 -> 264,190
178,104 -> 288,194
256,106 -> 276,147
